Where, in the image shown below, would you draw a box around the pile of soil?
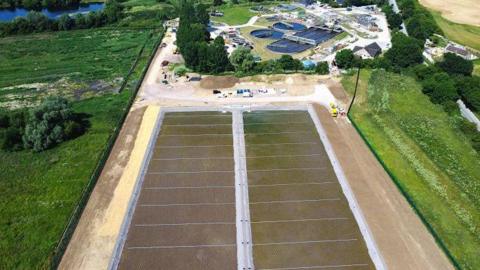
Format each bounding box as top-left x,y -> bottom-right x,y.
199,75 -> 239,89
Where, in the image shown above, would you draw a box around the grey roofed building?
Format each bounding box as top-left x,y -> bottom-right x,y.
353,42 -> 382,58
445,44 -> 475,60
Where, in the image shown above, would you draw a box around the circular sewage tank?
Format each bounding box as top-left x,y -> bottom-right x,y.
250,29 -> 284,39
272,22 -> 306,31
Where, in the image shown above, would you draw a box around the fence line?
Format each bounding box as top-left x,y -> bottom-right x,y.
49,27 -> 165,269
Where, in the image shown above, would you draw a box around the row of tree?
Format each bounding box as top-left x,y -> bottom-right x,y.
0,97 -> 89,152
175,0 -> 231,73
229,46 -> 329,75
396,0 -> 441,41
0,0 -> 122,36
0,0 -> 81,11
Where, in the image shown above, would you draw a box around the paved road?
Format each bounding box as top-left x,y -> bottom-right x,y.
458,100 -> 480,131
388,0 -> 408,35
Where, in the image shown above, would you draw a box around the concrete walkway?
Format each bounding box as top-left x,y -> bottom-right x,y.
232,110 -> 254,269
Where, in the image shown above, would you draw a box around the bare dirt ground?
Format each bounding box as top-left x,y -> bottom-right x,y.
58,106 -> 159,270
117,112 -> 237,270
419,0 -> 480,26
313,105 -> 454,270
245,111 -> 374,270
199,75 -> 239,89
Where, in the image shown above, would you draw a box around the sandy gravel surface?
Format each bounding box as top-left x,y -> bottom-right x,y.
313,105 -> 454,270
419,0 -> 480,26
58,106 -> 160,270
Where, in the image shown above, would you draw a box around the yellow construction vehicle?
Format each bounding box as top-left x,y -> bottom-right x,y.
330,102 -> 338,117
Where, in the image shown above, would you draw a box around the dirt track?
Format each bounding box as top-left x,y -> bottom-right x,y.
313,105 -> 453,270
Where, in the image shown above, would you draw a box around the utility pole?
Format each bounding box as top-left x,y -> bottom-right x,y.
347,66 -> 361,114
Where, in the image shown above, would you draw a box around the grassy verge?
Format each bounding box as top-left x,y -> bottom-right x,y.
342,69 -> 480,270
0,27 -> 163,269
428,10 -> 480,51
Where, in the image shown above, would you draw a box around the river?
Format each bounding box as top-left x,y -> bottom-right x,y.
0,3 -> 104,22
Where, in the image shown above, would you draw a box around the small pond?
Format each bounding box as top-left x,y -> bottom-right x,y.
0,3 -> 104,22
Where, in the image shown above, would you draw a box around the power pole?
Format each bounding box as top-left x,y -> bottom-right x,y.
347,67 -> 361,115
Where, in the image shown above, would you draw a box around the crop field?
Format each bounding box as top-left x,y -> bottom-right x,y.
243,111 -> 374,270
0,27 -> 163,268
342,70 -> 480,270
429,11 -> 480,51
117,112 -> 237,270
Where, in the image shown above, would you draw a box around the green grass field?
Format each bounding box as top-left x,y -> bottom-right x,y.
428,10 -> 480,51
342,70 -> 480,270
0,29 -> 156,109
0,27 -> 162,268
214,4 -> 256,25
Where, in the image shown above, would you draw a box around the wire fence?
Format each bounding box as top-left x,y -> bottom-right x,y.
347,100 -> 462,270
49,27 -> 165,270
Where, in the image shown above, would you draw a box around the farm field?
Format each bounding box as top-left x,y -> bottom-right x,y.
117,112 -> 237,269
342,69 -> 480,270
429,11 -> 480,51
244,111 -> 374,269
0,27 -> 163,269
418,0 -> 480,27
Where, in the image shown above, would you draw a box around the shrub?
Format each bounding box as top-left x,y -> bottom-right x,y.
437,53 -> 474,76
385,32 -> 424,69
0,127 -> 23,151
335,49 -> 355,69
22,96 -> 87,152
277,55 -> 302,71
421,72 -> 458,104
315,61 -> 329,75
455,76 -> 480,111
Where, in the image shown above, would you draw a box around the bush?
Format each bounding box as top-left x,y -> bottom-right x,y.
277,55 -> 302,71
335,49 -> 355,69
437,53 -> 474,76
315,61 -> 329,74
455,75 -> 480,111
0,127 -> 23,151
385,32 -> 424,69
230,46 -> 256,73
22,96 -> 88,152
459,119 -> 480,152
421,72 -> 458,104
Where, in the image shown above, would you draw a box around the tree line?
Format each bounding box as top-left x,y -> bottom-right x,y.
175,0 -> 232,73
0,0 -> 122,36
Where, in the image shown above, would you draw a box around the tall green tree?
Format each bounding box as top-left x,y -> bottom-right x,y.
335,49 -> 355,69
421,72 -> 458,104
385,32 -> 423,69
437,53 -> 473,76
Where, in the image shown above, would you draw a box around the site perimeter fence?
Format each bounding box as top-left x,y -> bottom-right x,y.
49,27 -> 165,270
347,109 -> 462,270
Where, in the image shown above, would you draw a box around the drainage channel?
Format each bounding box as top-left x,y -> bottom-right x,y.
232,110 -> 254,270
